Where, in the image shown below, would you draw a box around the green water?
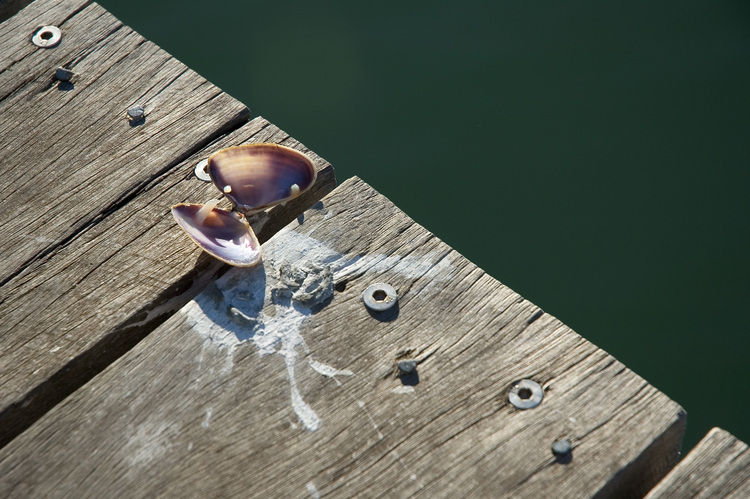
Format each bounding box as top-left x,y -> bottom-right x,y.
100,0 -> 750,452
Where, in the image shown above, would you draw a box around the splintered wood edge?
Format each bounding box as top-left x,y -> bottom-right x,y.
644,427 -> 750,499
0,116 -> 334,449
0,178 -> 684,499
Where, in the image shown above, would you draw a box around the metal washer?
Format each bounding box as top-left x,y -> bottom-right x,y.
508,379 -> 544,409
194,159 -> 211,181
32,26 -> 62,48
362,283 -> 397,312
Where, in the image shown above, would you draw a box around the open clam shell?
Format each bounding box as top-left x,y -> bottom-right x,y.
171,202 -> 261,267
207,143 -> 317,214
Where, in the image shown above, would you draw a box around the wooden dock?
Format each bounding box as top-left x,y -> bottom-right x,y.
0,1 -> 747,497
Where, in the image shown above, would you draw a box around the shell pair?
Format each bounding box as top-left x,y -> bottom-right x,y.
171,144 -> 316,266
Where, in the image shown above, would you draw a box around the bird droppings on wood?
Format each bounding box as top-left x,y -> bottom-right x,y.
200,407 -> 212,428
307,359 -> 353,386
273,261 -> 333,309
306,481 -> 321,499
391,385 -> 416,394
179,226 -> 455,431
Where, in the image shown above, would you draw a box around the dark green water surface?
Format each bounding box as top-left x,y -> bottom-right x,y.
100,0 -> 750,451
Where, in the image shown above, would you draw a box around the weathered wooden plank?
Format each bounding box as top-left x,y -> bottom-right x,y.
0,177 -> 683,498
0,115 -> 335,448
645,428 -> 750,499
0,0 -> 249,286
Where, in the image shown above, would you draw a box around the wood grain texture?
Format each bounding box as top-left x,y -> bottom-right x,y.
0,0 -> 250,286
0,0 -> 331,447
0,177 -> 683,498
0,115 -> 335,448
645,428 -> 750,499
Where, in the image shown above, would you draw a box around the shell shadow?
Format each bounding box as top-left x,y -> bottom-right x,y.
193,264 -> 267,343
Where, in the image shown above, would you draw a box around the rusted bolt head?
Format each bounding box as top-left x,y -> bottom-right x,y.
551,439 -> 572,457
126,105 -> 146,121
55,67 -> 74,81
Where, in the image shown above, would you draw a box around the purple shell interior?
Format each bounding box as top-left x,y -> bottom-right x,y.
208,144 -> 316,213
171,204 -> 260,267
